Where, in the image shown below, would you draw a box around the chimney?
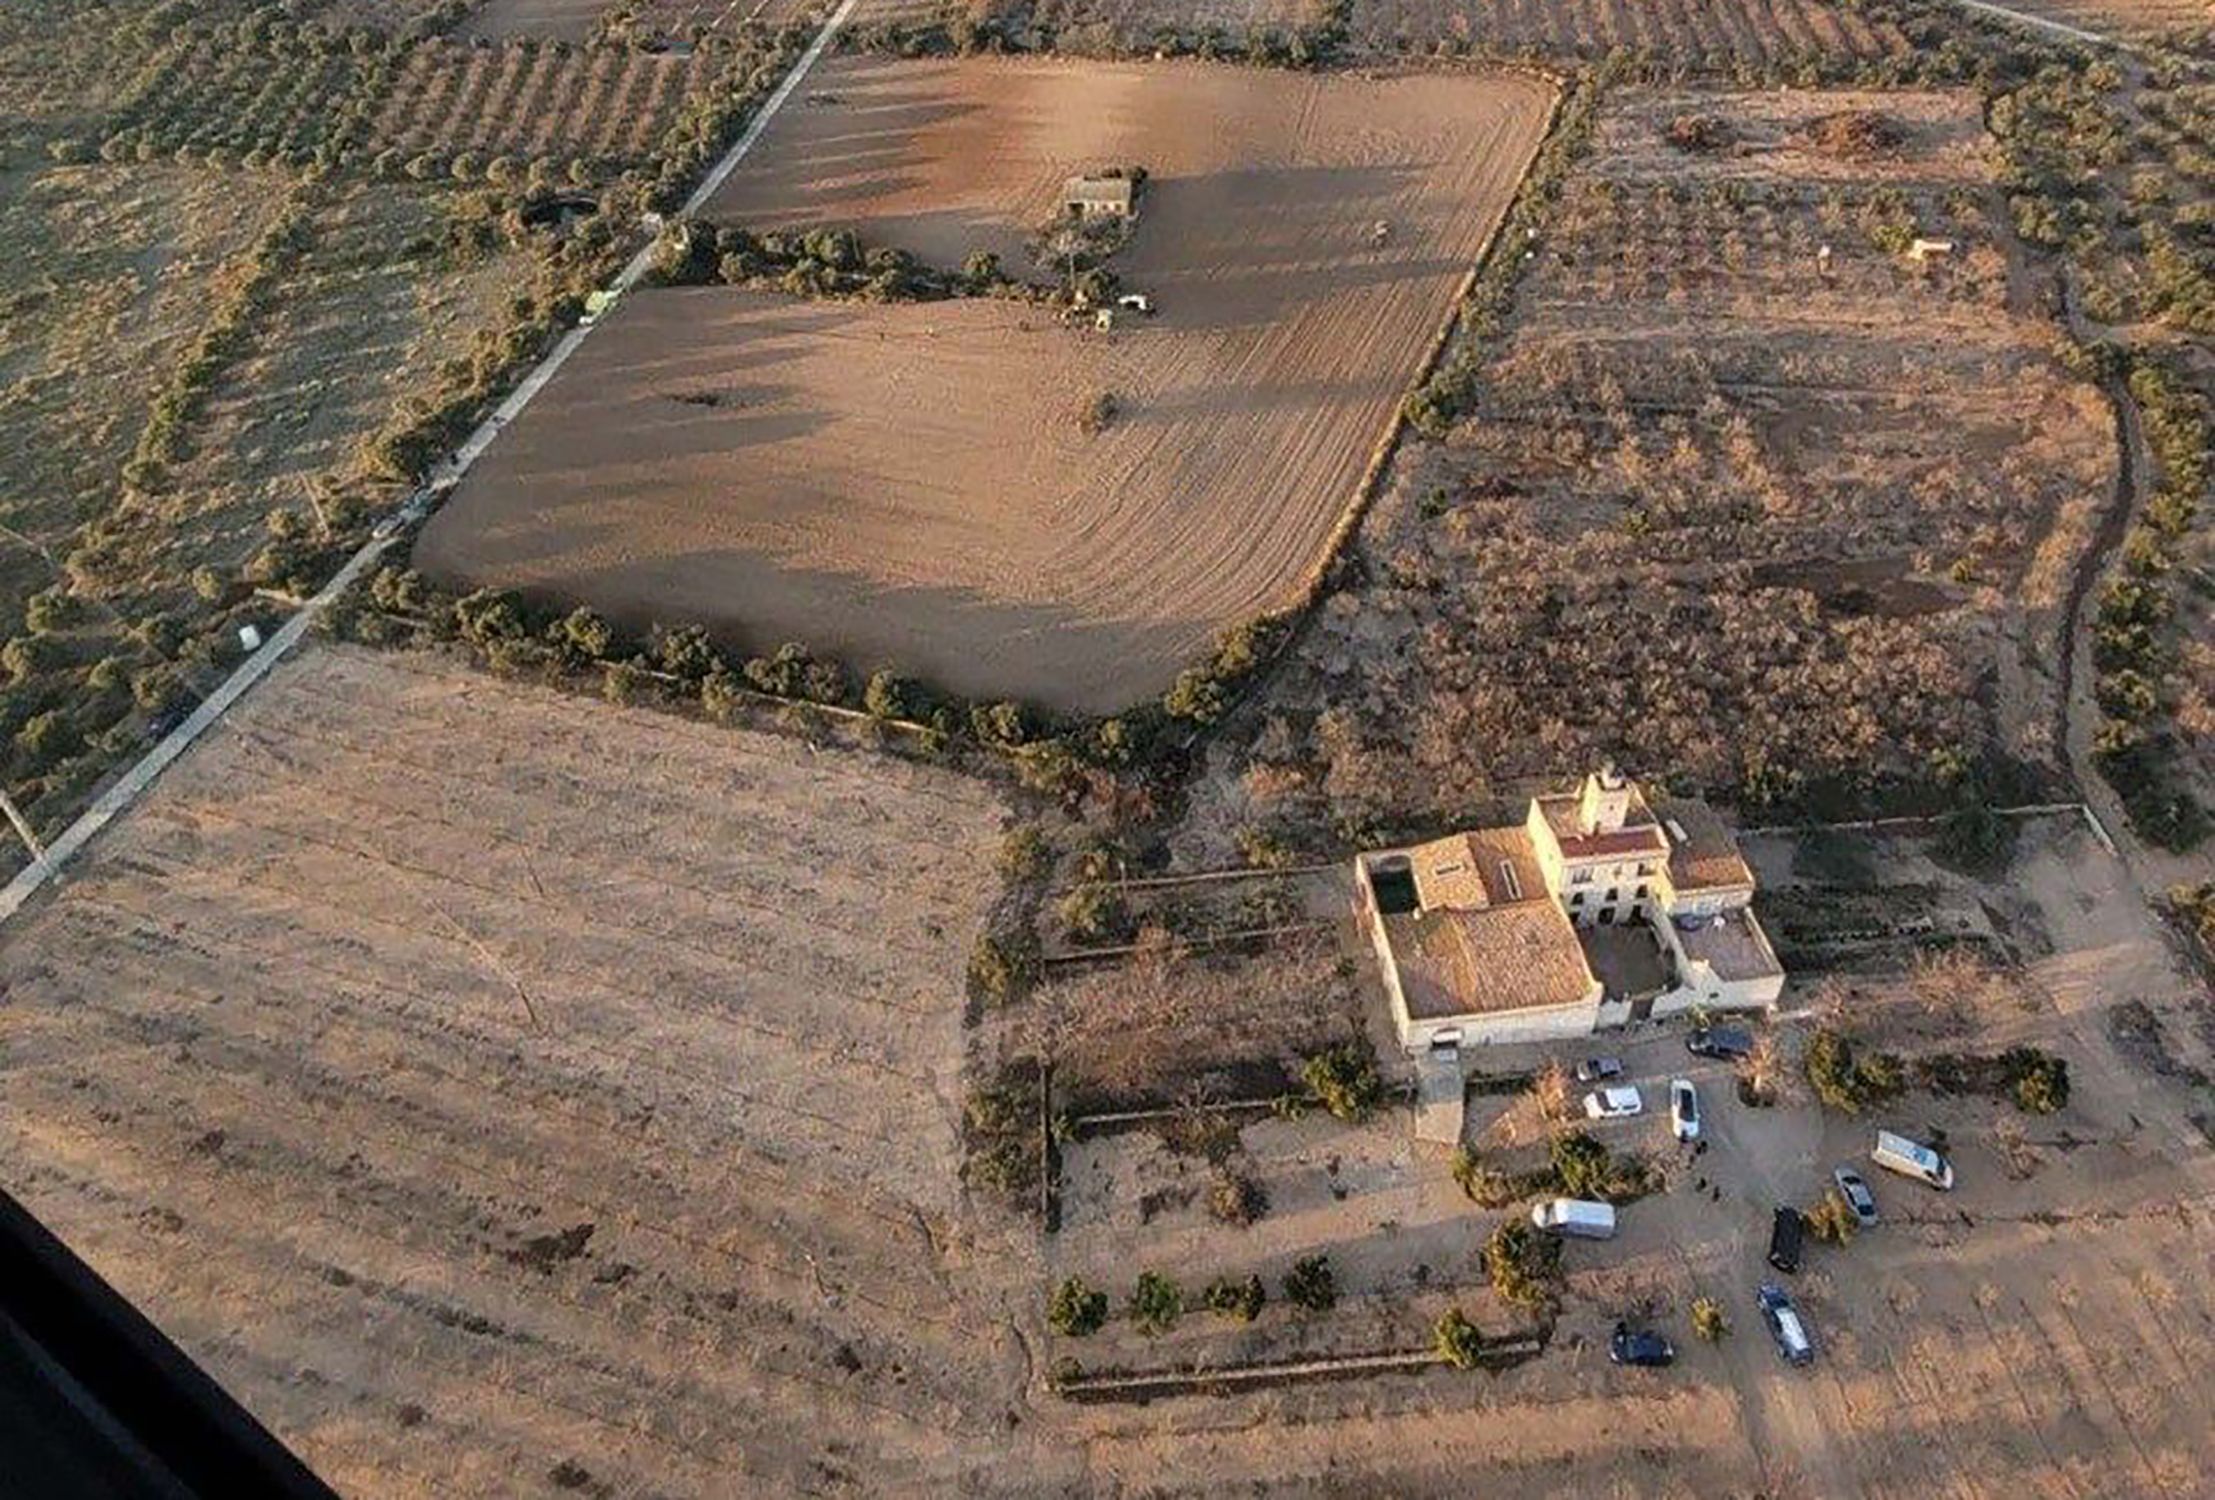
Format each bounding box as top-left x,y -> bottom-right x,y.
1579,764 -> 1630,835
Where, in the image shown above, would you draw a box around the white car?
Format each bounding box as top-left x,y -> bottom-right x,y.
1669,1079 -> 1700,1142
1583,1086 -> 1643,1120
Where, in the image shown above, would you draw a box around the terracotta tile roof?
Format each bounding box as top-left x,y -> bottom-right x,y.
1381,901 -> 1596,1020
1656,797 -> 1755,892
1409,826 -> 1546,911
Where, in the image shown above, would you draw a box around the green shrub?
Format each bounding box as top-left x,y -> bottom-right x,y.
1482,1220 -> 1560,1311
1804,1028 -> 1903,1113
1203,1274 -> 1266,1323
1208,1167 -> 1268,1227
1691,1296 -> 1729,1342
1301,1042 -> 1383,1123
1048,1276 -> 1108,1336
1057,882 -> 1127,942
1283,1255 -> 1336,1311
863,667 -> 912,720
967,931 -> 1040,1004
1128,1271 -> 1183,1335
1804,1190 -> 1857,1246
997,824 -> 1050,880
1433,1307 -> 1486,1369
2005,1048 -> 2070,1114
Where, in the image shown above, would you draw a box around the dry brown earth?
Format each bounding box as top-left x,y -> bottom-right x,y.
0,644 -> 1045,1496
414,57 -> 1552,711
12,652 -> 2215,1494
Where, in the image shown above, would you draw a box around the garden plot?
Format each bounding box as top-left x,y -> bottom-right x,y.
414,57 -> 1553,712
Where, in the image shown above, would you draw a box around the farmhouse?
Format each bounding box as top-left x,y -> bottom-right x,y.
1063,173 -> 1136,219
1354,768 -> 1784,1052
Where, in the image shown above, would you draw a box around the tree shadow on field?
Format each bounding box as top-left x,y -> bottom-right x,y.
419,538 -> 1223,716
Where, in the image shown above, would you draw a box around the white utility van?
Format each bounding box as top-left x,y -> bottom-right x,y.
1530,1198 -> 1617,1239
1871,1130 -> 1954,1190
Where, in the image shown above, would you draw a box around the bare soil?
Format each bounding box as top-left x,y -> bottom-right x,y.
414,57 -> 1552,712
0,644 -> 1043,1497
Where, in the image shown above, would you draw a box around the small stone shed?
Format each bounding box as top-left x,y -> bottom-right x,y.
1063,174 -> 1136,219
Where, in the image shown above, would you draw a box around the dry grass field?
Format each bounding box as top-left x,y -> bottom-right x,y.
0,164 -> 291,612
140,183 -> 523,596
0,644 -> 1048,1496
414,57 -> 1552,711
1180,87 -> 2118,858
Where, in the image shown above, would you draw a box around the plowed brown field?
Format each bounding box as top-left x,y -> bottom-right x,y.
413,57 -> 1552,712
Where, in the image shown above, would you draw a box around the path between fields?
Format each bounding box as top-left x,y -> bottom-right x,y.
0,0 -> 863,928
1943,0 -> 2116,48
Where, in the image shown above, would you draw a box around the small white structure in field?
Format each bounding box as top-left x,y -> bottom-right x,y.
238,624 -> 263,653
1063,174 -> 1135,220
1907,237 -> 1956,262
1816,243 -> 1834,277
1116,292 -> 1152,314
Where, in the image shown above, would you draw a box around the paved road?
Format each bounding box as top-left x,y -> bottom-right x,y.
0,0 -> 863,928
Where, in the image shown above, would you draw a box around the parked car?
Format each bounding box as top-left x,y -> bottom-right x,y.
1609,1321 -> 1675,1367
1766,1205 -> 1804,1275
1832,1167 -> 1879,1226
1686,1025 -> 1755,1061
1758,1283 -> 1815,1366
1871,1129 -> 1954,1190
1574,1057 -> 1624,1084
1669,1079 -> 1700,1142
1116,292 -> 1154,314
1531,1198 -> 1616,1239
1583,1086 -> 1644,1120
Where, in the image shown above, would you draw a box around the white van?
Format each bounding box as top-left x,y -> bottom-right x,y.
1530,1198 -> 1617,1239
1871,1130 -> 1954,1190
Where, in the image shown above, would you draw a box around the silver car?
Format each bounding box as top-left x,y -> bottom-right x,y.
1832,1166 -> 1879,1226
1669,1079 -> 1700,1143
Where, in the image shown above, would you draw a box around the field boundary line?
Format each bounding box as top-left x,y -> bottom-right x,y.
1739,802 -> 2091,837
0,0 -> 865,931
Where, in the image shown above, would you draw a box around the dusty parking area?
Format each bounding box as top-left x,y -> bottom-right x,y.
1039,815 -> 2215,1496
415,58 -> 1552,712
0,644 -> 1047,1496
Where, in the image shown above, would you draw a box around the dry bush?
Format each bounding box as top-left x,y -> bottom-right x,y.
1992,1115 -> 2044,1180
1666,114 -> 1733,152
1207,1166 -> 1269,1227
1805,110 -> 1906,159
1738,1032 -> 1790,1107
1532,1058 -> 1572,1123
